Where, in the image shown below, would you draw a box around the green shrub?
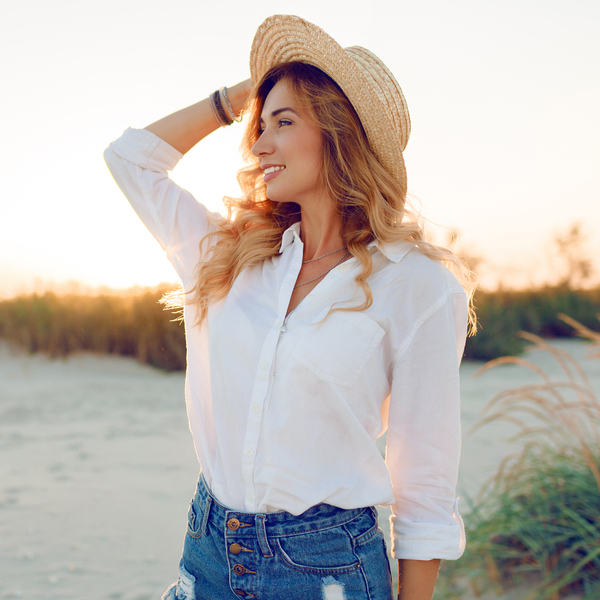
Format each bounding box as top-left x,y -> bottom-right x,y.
439,448 -> 600,600
0,287 -> 186,371
438,317 -> 600,599
0,285 -> 598,369
465,286 -> 600,361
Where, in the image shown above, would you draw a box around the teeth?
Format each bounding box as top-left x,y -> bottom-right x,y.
264,166 -> 285,174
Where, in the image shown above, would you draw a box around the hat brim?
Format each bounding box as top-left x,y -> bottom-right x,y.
250,14 -> 407,193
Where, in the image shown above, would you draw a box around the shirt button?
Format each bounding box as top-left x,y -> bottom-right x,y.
260,360 -> 269,371
246,492 -> 253,502
339,264 -> 350,273
245,448 -> 253,457
251,404 -> 260,414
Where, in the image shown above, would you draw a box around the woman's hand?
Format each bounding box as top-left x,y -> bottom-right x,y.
228,78 -> 253,116
144,78 -> 253,155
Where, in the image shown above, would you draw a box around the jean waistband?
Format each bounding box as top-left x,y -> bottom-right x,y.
196,472 -> 372,539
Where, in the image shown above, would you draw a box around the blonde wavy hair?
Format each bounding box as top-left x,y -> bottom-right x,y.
166,62 -> 477,332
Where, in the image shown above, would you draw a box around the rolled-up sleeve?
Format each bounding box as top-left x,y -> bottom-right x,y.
103,128 -> 223,284
386,287 -> 468,560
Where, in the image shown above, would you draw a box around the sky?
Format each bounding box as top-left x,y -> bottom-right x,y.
1,0 -> 599,296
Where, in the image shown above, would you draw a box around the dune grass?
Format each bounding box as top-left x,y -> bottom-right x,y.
1,285 -> 599,369
1,289 -> 599,596
0,286 -> 186,371
436,316 -> 600,600
465,287 -> 600,360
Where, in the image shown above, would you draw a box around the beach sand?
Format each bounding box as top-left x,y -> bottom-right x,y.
1,339 -> 597,599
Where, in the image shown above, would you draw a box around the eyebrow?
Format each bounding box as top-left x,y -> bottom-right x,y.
259,107 -> 299,123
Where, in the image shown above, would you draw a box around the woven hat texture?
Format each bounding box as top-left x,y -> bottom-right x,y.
250,14 -> 411,193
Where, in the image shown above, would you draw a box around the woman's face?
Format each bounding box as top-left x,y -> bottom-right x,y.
251,79 -> 327,206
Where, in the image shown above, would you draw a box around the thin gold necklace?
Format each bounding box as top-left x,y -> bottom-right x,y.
294,252 -> 351,289
302,246 -> 347,264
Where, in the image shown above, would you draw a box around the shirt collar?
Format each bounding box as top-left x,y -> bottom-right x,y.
367,238 -> 412,263
279,222 -> 302,254
278,222 -> 412,264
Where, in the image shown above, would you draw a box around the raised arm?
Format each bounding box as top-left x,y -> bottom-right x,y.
104,79 -> 252,283
144,79 -> 253,154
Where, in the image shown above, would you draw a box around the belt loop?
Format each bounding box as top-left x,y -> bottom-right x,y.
256,514 -> 272,557
201,495 -> 212,537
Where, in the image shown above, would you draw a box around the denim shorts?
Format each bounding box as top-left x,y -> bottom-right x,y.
162,473 -> 394,600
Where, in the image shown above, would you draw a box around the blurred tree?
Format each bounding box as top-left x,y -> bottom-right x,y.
552,222 -> 594,288
444,228 -> 484,274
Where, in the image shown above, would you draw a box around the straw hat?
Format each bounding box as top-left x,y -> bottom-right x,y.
250,14 -> 411,195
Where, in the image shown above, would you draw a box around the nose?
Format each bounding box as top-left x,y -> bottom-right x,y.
251,130 -> 273,158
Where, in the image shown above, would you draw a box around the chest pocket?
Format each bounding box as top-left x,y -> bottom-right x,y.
292,309 -> 385,387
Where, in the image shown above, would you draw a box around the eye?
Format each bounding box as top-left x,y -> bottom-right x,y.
257,119 -> 292,136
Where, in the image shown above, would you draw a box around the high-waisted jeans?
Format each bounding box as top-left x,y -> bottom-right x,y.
162,473 -> 394,600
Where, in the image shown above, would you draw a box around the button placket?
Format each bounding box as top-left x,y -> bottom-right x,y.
240,238 -> 303,511
226,514 -> 257,598
264,309 -> 297,412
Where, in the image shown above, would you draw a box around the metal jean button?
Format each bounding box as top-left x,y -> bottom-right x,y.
233,563 -> 257,575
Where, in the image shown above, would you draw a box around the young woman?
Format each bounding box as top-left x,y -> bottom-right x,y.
105,15 -> 475,600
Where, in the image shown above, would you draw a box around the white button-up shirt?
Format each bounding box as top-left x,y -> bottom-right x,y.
104,128 -> 468,561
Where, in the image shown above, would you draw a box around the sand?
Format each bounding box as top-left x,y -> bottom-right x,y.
1,339 -> 597,599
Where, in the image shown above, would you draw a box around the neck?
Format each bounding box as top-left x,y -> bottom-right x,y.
298,201 -> 344,261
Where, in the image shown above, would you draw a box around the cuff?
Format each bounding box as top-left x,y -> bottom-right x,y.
389,498 -> 466,560
107,127 -> 183,173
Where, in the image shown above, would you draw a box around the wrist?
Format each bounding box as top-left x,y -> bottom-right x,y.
227,80 -> 252,117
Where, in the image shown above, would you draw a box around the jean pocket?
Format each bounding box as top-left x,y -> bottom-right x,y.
345,507 -> 380,548
274,526 -> 361,574
186,497 -> 204,539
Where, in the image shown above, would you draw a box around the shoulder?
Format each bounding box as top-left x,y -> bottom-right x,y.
375,242 -> 465,307
372,244 -> 468,360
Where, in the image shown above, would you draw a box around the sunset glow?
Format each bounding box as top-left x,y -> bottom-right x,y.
1,0 -> 599,297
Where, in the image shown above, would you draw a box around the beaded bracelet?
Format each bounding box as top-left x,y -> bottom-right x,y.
214,89 -> 233,127
219,87 -> 243,123
208,92 -> 224,127
209,90 -> 232,127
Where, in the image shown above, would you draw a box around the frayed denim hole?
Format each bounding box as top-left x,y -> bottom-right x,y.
175,564 -> 196,599
321,575 -> 345,600
160,583 -> 177,600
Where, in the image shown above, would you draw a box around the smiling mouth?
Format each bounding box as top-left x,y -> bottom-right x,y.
263,166 -> 285,182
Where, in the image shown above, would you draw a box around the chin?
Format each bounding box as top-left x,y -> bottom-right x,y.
265,187 -> 296,205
